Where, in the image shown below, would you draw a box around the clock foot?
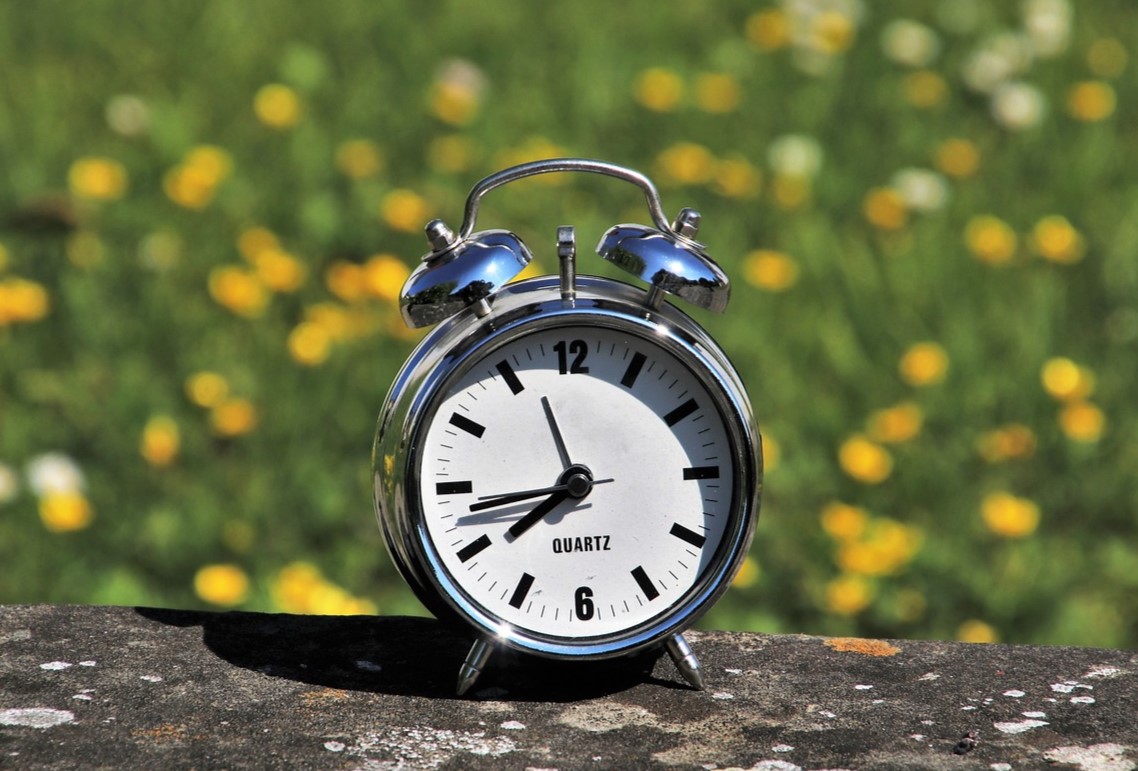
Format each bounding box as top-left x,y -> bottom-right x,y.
456,637 -> 495,696
665,633 -> 705,690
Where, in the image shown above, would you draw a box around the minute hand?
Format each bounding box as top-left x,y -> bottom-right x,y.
470,478 -> 613,513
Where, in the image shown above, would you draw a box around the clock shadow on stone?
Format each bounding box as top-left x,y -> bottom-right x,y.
136,607 -> 680,701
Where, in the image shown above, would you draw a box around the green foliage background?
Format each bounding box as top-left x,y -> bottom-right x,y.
1,1 -> 1136,647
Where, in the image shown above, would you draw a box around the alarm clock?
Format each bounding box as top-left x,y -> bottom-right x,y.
372,158 -> 761,695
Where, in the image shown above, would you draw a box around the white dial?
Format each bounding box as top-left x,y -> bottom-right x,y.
416,323 -> 738,640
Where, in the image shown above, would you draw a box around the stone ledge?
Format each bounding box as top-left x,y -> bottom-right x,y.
1,604 -> 1136,770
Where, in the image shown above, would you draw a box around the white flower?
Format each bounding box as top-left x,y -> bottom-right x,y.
1023,0 -> 1072,59
435,58 -> 486,96
881,19 -> 941,67
991,81 -> 1047,130
0,463 -> 19,504
767,134 -> 824,178
890,168 -> 950,212
962,33 -> 1034,93
26,453 -> 85,497
105,95 -> 150,138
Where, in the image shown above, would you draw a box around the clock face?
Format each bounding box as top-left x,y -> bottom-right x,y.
414,322 -> 742,642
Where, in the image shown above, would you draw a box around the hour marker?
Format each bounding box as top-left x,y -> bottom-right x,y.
683,465 -> 720,480
663,398 -> 698,427
449,413 -> 485,438
631,566 -> 660,601
670,523 -> 707,548
436,481 -> 473,495
456,534 -> 491,563
509,572 -> 535,609
495,360 -> 524,395
621,352 -> 647,388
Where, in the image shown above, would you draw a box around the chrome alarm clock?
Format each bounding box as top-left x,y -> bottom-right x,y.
373,159 -> 761,695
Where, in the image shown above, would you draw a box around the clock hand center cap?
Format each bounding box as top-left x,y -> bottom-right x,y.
559,464 -> 594,499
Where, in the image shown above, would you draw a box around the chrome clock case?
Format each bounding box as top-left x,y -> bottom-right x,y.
372,159 -> 762,694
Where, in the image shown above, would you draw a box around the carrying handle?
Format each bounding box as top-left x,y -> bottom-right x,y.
457,158 -> 673,241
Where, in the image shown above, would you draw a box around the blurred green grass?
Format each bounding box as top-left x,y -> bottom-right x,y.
2,1 -> 1136,648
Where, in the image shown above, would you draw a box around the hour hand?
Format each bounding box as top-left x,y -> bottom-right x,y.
506,490 -> 570,540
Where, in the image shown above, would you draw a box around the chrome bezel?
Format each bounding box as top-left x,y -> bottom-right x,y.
373,276 -> 761,660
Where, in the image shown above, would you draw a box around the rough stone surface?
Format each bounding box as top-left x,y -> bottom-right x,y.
1,605 -> 1137,770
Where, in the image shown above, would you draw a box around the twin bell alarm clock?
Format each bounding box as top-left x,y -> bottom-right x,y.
372,158 -> 762,695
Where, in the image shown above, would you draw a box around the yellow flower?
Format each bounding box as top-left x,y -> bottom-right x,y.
164,146 -> 232,210
210,398 -> 258,437
305,302 -> 353,340
251,248 -> 307,293
761,433 -> 779,473
935,138 -> 980,179
208,266 -> 269,318
185,371 -> 229,409
731,556 -> 760,589
821,502 -> 869,542
838,435 -> 893,484
271,561 -> 376,615
867,402 -> 923,444
140,415 -> 180,468
237,227 -> 280,262
427,135 -> 475,173
743,250 -> 799,292
429,59 -> 485,126
254,83 -> 302,129
325,260 -> 369,303
39,491 -> 94,533
746,9 -> 791,51
965,215 -> 1017,265
811,11 -> 856,55
1059,401 -> 1105,442
335,139 -> 385,179
634,67 -> 684,112
656,143 -> 716,186
1040,357 -> 1095,402
430,82 -> 480,125
1067,81 -> 1116,122
712,157 -> 762,199
694,73 -> 741,113
193,564 -> 249,606
68,157 -> 128,201
0,278 -> 50,325
903,70 -> 948,109
837,519 -> 923,576
825,574 -> 873,616
380,189 -> 430,234
981,491 -> 1040,538
272,561 -> 323,613
957,619 -> 998,644
1030,215 -> 1085,264
184,145 -> 233,183
771,174 -> 811,210
977,423 -> 1037,463
899,342 -> 949,387
1087,37 -> 1128,78
288,321 -> 332,367
364,254 -> 410,302
863,187 -> 908,230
